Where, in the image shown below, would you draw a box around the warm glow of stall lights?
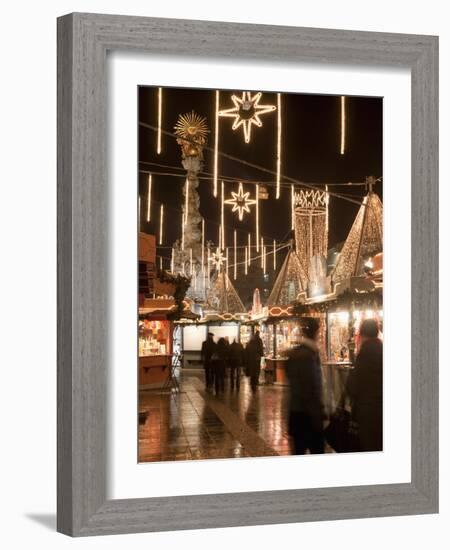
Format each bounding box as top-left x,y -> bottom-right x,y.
159,204 -> 164,244
157,87 -> 163,154
233,229 -> 237,280
146,174 -> 152,222
276,92 -> 282,199
365,258 -> 374,269
213,90 -> 219,197
184,178 -> 189,226
340,96 -> 346,155
273,239 -> 276,270
256,184 -> 260,251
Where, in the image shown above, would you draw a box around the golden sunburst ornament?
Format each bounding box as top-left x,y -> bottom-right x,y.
219,91 -> 276,143
225,183 -> 257,221
174,111 -> 209,142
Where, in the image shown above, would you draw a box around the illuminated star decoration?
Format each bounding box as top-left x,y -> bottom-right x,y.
209,248 -> 226,271
219,91 -> 276,143
225,183 -> 257,221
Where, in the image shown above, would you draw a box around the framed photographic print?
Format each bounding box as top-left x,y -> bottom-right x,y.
57,13 -> 438,536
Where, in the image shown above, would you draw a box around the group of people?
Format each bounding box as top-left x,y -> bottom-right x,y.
286,317 -> 383,454
200,331 -> 265,394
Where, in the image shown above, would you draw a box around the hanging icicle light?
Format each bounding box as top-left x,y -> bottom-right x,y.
207,247 -> 211,286
159,204 -> 164,245
171,247 -> 175,272
184,178 -> 189,226
157,87 -> 163,155
213,90 -> 219,197
260,237 -> 264,268
263,245 -> 267,273
248,233 -> 251,265
276,93 -> 282,199
273,239 -> 276,270
226,248 -> 229,281
245,246 -> 248,275
256,183 -> 260,252
221,180 -> 225,249
146,174 -> 152,222
340,96 -> 346,155
159,256 -> 163,270
233,230 -> 237,280
218,223 -> 222,251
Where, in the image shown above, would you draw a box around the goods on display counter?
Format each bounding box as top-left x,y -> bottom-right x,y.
138,318 -> 173,388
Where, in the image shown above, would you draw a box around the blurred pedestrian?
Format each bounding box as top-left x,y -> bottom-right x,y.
245,331 -> 264,392
346,318 -> 383,451
229,338 -> 244,390
201,332 -> 216,390
286,318 -> 325,454
214,337 -> 228,394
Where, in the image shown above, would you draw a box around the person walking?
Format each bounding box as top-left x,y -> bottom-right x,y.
229,338 -> 244,390
246,331 -> 264,392
346,318 -> 383,452
200,332 -> 216,391
286,318 -> 325,455
214,337 -> 228,394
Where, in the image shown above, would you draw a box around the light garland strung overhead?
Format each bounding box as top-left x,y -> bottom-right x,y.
157,88 -> 163,155
224,182 -> 257,221
276,93 -> 282,199
340,96 -> 346,155
219,91 -> 276,144
213,91 -> 219,197
159,204 -> 164,245
146,174 -> 152,222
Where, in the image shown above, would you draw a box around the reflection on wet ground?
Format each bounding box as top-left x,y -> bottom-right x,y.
139,369 -> 331,462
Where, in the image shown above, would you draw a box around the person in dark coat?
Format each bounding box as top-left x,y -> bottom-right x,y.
228,338 -> 244,390
200,332 -> 216,390
214,337 -> 229,394
346,319 -> 383,452
245,331 -> 264,392
286,318 -> 325,455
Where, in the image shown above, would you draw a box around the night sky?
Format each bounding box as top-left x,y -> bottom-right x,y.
138,86 -> 382,304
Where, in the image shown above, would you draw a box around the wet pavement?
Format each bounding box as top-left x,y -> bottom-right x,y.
139,369 -> 331,462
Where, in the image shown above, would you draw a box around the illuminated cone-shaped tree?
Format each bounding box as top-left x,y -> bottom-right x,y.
207,269 -> 246,315
332,188 -> 383,284
267,246 -> 308,306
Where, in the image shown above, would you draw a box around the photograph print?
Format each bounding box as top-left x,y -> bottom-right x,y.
137,86 -> 383,462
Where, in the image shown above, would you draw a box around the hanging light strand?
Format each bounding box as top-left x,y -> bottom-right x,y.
184,178 -> 189,226
221,180 -> 225,249
256,183 -> 260,252
340,96 -> 346,155
273,239 -> 276,270
157,88 -> 163,154
276,93 -> 282,199
245,247 -> 248,275
233,230 -> 237,280
260,237 -> 264,268
146,174 -> 152,222
248,233 -> 251,265
213,90 -> 219,197
159,204 -> 164,244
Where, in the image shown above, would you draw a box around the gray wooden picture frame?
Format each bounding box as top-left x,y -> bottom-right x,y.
57,12 -> 439,537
